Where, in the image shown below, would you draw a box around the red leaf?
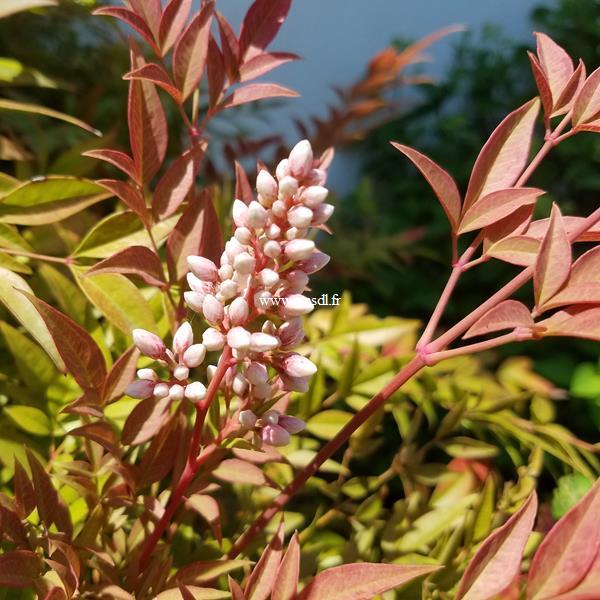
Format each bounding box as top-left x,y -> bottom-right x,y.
166,190 -> 223,282
102,346 -> 140,403
534,203 -> 571,308
13,459 -> 36,518
68,422 -> 119,456
463,98 -> 540,210
153,142 -> 206,220
391,143 -> 461,232
213,459 -> 273,488
97,179 -> 149,227
485,235 -> 541,267
87,246 -> 166,288
124,63 -> 182,103
239,0 -> 292,60
239,52 -> 299,82
459,187 -> 543,235
0,505 -> 28,546
216,11 -> 240,81
207,36 -> 226,108
23,293 -> 106,392
129,0 -> 162,38
128,42 -> 168,184
229,576 -> 245,600
173,2 -> 214,101
538,306 -> 600,342
273,531 -> 300,600
235,160 -> 254,204
528,52 -> 554,119
573,66 -> 600,126
456,493 -> 537,600
0,550 -> 43,589
158,0 -> 192,56
463,300 -> 534,339
298,563 -> 440,600
527,479 -> 600,599
82,149 -> 138,183
93,7 -> 159,54
244,520 -> 285,600
221,83 -> 298,109
187,494 -> 222,544
122,394 -> 172,446
534,32 -> 574,105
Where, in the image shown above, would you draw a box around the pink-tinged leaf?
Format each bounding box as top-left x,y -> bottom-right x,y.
570,246 -> 600,285
456,493 -> 537,600
0,505 -> 28,546
391,143 -> 461,232
527,479 -> 600,599
207,36 -> 226,108
96,179 -> 149,227
87,246 -> 166,288
573,66 -> 600,126
550,548 -> 600,600
245,520 -> 285,600
216,11 -> 240,81
485,235 -> 541,266
166,190 -> 223,281
82,149 -> 138,183
187,494 -> 222,544
527,216 -> 600,243
221,83 -> 298,109
239,0 -> 292,60
239,52 -> 299,82
459,187 -> 543,235
93,7 -> 160,54
298,563 -> 440,600
273,531 -> 300,600
68,421 -> 119,456
158,0 -> 192,56
122,394 -> 172,446
102,346 -> 140,403
539,283 -> 600,313
229,576 -> 245,600
124,63 -> 182,103
534,32 -> 574,104
463,98 -> 540,210
213,458 -> 273,487
235,161 -> 254,204
528,52 -> 554,118
13,459 -> 36,518
534,203 -> 571,308
23,293 -> 106,392
129,0 -> 162,38
153,142 -> 206,220
128,42 -> 168,184
173,3 -> 214,101
553,59 -> 586,116
483,205 -> 534,250
576,121 -> 600,133
172,559 -> 251,586
538,306 -> 600,342
0,550 -> 43,589
463,300 -> 534,340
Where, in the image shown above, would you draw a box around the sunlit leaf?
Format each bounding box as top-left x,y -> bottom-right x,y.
464,300 -> 534,339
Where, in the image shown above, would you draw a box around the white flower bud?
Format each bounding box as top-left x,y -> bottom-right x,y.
218,265 -> 233,281
183,343 -> 206,367
202,328 -> 225,351
279,317 -> 305,347
276,158 -> 291,180
235,227 -> 252,245
263,240 -> 281,258
184,291 -> 205,313
249,332 -> 280,352
298,251 -> 330,274
262,424 -> 290,447
233,252 -> 256,274
229,297 -> 250,325
137,368 -> 158,381
282,294 -> 314,317
312,203 -> 334,225
226,238 -> 246,261
232,372 -> 248,396
202,294 -> 225,323
184,381 -> 207,402
253,289 -> 272,308
256,169 -> 278,203
232,199 -> 248,227
239,409 -> 257,428
271,199 -> 287,218
153,382 -> 170,399
169,383 -> 185,400
227,326 -> 251,350
258,268 -> 279,289
187,256 -> 218,281
206,365 -> 217,381
187,272 -> 212,293
126,379 -> 155,399
289,139 -> 313,180
173,322 -> 193,355
281,353 -> 317,378
220,251 -> 230,266
285,227 -> 299,240
246,361 -> 269,385
173,364 -> 189,381
285,239 -> 315,261
219,279 -> 238,300
288,206 -> 314,228
132,329 -> 166,359
247,201 -> 268,229
278,176 -> 299,200
266,223 -> 281,239
262,409 -> 280,425
301,186 -> 328,208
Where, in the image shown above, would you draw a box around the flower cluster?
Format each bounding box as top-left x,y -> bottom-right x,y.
127,140 -> 334,446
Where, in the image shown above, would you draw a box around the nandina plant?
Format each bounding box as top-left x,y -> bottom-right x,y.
0,1 -> 600,598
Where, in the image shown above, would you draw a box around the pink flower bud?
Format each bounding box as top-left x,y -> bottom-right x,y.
266,223 -> 281,239
305,168 -> 327,186
232,199 -> 248,227
229,297 -> 250,325
203,294 -> 224,323
137,368 -> 158,381
202,328 -> 225,351
226,238 -> 245,261
312,203 -> 334,225
285,270 -> 309,292
288,206 -> 314,228
132,329 -> 166,359
232,372 -> 248,396
262,423 -> 290,446
285,227 -> 299,240
246,361 -> 269,385
173,322 -> 193,355
279,317 -> 304,347
233,252 -> 256,274
183,343 -> 206,368
279,414 -> 306,434
262,409 -> 280,425
271,199 -> 287,218
257,169 -> 278,204
263,240 -> 281,258
219,279 -> 238,300
289,139 -> 313,180
276,158 -> 291,180
247,201 -> 268,229
279,373 -> 311,393
187,256 -> 218,281
169,384 -> 185,400
153,382 -> 170,399
298,251 -> 330,274
253,289 -> 272,308
186,273 -> 212,294
173,365 -> 189,381
219,265 -> 234,281
301,185 -> 328,207
258,268 -> 279,289
282,294 -> 314,317
184,381 -> 207,401
184,291 -> 205,313
235,227 -> 252,245
239,409 -> 258,428
249,332 -> 280,352
126,379 -> 155,399
285,239 -> 315,261
253,381 -> 272,399
281,353 -> 317,378
278,176 -> 299,200
262,320 -> 277,335
227,326 -> 251,350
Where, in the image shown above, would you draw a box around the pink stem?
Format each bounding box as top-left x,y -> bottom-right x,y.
428,330 -> 521,363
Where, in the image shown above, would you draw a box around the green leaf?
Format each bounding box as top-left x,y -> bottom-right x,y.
4,406 -> 52,436
551,474 -> 594,519
37,263 -> 87,324
0,223 -> 33,251
438,437 -> 500,459
0,57 -> 59,88
0,267 -> 64,371
306,410 -> 353,440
